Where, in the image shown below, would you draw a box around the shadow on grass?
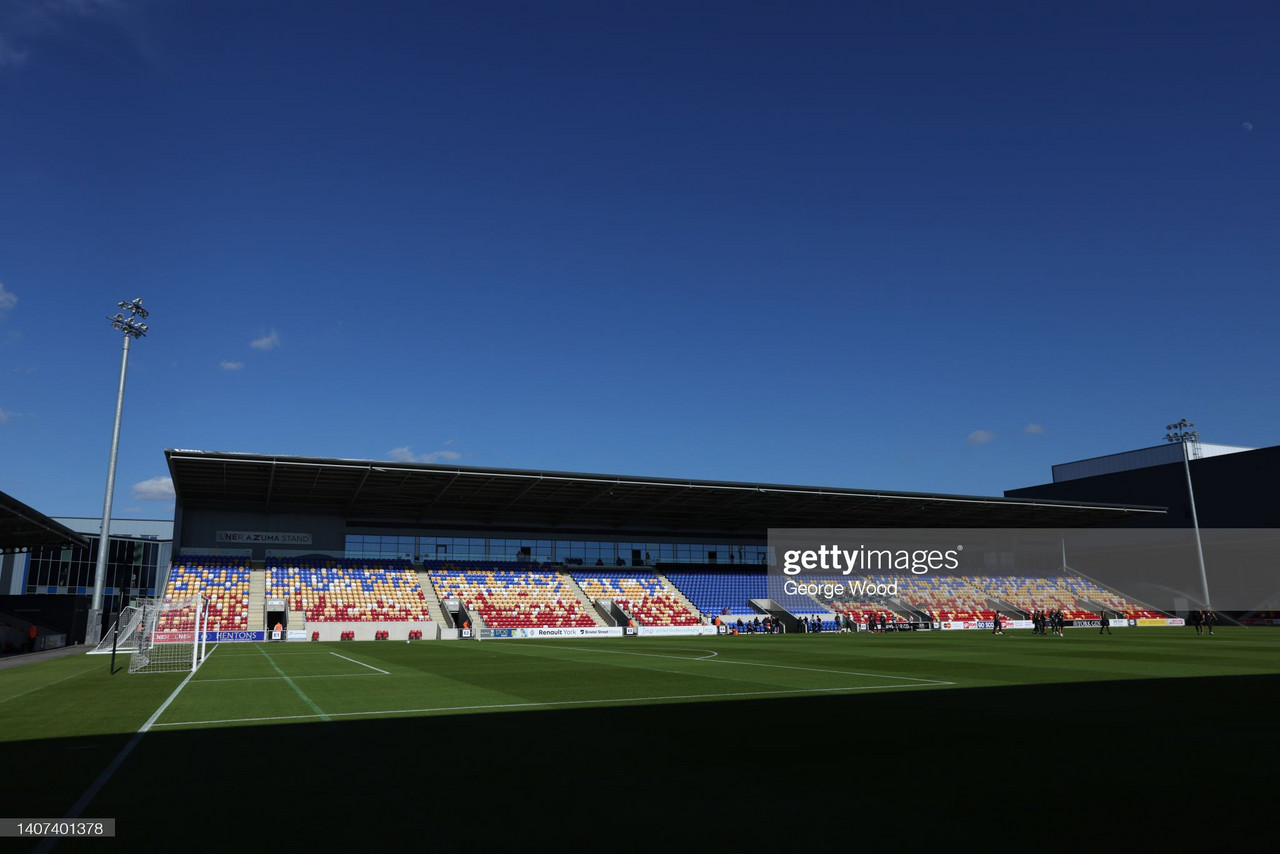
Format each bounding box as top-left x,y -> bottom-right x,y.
5,673 -> 1277,849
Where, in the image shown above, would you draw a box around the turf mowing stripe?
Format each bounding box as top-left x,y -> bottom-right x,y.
151,681 -> 946,728
329,651 -> 390,674
493,641 -> 953,685
0,658 -> 101,706
256,644 -> 330,722
473,641 -> 809,691
36,647 -> 216,853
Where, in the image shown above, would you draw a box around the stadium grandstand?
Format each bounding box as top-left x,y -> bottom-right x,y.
143,449 -> 1180,638
20,442 -> 1264,644
15,441 -> 1249,644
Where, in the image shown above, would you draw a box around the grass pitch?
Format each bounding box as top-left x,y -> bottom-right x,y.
2,628 -> 1277,848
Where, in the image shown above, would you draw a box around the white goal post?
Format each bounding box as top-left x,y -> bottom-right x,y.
125,595 -> 212,674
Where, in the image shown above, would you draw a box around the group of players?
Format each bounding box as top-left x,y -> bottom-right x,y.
733,616 -> 783,634
728,613 -> 907,634
1190,609 -> 1217,635
1031,609 -> 1067,636
990,608 -> 1070,636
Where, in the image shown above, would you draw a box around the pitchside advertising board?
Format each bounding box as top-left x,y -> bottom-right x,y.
768,527 -> 1280,615
635,625 -> 719,637
480,626 -> 719,640
502,627 -> 623,639
153,631 -> 267,642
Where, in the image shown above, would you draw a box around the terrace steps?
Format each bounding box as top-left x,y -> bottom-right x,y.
417,570 -> 451,627
561,571 -> 608,626
656,571 -> 701,621
247,570 -> 266,631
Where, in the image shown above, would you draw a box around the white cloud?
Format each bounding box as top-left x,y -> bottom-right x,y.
0,407 -> 9,424
132,475 -> 174,501
388,446 -> 462,464
1022,423 -> 1044,435
0,282 -> 16,317
220,360 -> 244,371
1242,121 -> 1254,131
967,429 -> 996,446
250,329 -> 280,350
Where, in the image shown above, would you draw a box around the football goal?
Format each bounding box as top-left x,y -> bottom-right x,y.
123,595 -> 212,674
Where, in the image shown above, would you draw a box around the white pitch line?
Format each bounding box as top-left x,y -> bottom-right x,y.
206,651 -> 342,658
256,644 -> 329,722
329,651 -> 390,674
192,673 -> 382,684
497,641 -> 952,685
39,644 -> 219,852
152,681 -> 951,728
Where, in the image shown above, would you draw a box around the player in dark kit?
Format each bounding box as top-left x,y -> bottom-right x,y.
1099,609 -> 1111,635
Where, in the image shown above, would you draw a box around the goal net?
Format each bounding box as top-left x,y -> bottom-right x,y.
88,602 -> 147,655
127,595 -> 211,674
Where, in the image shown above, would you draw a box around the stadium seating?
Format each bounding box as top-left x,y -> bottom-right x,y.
571,569 -> 700,626
661,566 -> 770,615
266,558 -> 431,622
1059,574 -> 1164,619
970,575 -> 1096,620
898,574 -> 994,622
426,561 -> 596,628
160,557 -> 252,632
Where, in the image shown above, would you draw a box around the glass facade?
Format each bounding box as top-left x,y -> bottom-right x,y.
25,536 -> 163,613
345,533 -> 769,566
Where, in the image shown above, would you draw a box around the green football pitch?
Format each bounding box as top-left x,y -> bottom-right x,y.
2,628 -> 1277,848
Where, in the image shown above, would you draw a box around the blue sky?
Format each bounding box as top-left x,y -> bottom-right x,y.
1,1 -> 1277,519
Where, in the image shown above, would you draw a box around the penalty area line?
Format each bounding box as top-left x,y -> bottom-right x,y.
191,673 -> 383,684
154,680 -> 954,729
329,651 -> 390,674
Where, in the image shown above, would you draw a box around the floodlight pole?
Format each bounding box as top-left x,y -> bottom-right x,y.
1164,419 -> 1211,611
88,300 -> 149,645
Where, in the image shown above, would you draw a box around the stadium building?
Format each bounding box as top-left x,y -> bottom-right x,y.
1006,440 -> 1279,527
149,449 -> 1167,642
6,446 -> 1190,648
0,496 -> 170,651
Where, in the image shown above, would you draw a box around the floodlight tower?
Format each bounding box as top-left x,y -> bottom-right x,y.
87,299 -> 150,645
1164,418 -> 1211,611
